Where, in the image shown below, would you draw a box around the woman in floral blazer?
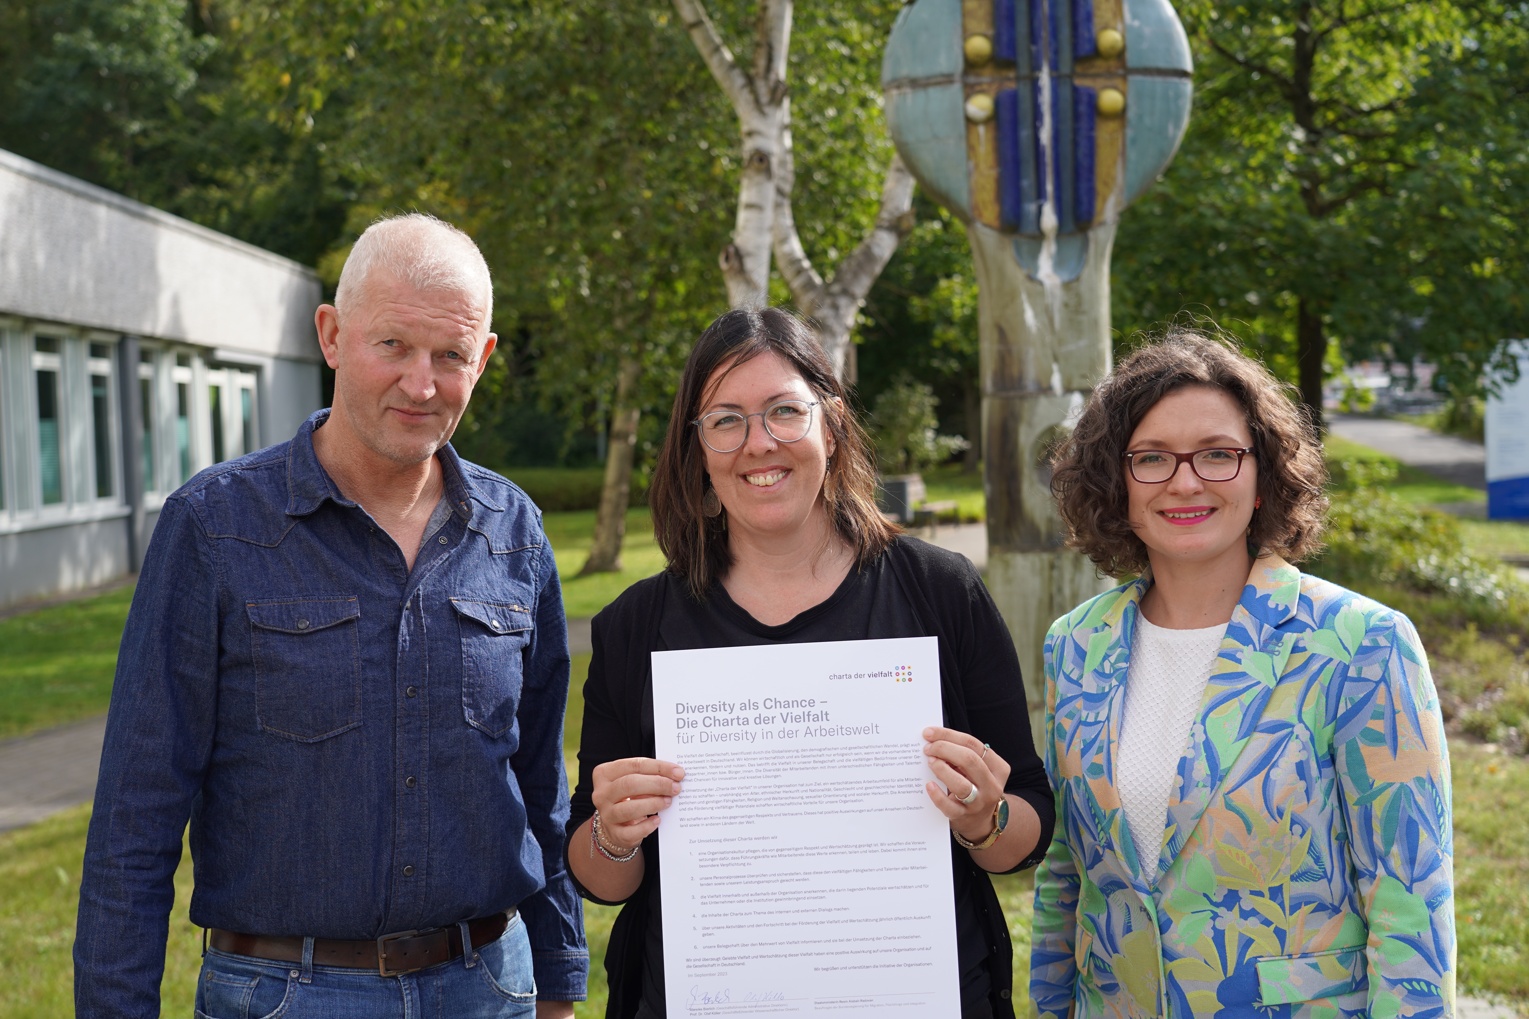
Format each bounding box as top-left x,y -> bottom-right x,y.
1031,328 -> 1454,1018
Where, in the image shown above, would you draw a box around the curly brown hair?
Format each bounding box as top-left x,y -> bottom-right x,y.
1049,325 -> 1329,577
649,307 -> 899,599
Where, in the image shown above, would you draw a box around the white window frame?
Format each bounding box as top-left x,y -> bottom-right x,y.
84,335 -> 122,506
0,323 -> 129,533
206,364 -> 261,463
1,328 -> 264,530
0,320 -> 14,521
137,347 -> 162,501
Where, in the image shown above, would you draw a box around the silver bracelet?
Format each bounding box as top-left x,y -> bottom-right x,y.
591,809 -> 639,863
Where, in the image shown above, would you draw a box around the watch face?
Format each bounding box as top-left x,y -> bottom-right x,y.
995,798 -> 1010,833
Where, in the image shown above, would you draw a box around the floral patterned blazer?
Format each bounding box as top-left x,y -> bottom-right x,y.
1030,556 -> 1455,1019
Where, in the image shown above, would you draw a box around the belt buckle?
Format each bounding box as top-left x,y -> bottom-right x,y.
376,928 -> 426,977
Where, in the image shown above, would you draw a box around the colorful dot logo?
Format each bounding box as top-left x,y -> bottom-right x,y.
894,665 -> 914,683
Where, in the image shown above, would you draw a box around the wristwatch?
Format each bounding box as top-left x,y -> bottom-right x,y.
953,797 -> 1009,850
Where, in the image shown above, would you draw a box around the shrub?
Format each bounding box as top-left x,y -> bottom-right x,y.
870,377 -> 969,475
1315,458 -> 1529,754
1316,459 -> 1529,635
500,467 -> 650,513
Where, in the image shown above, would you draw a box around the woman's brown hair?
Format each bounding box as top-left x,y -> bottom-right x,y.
649,307 -> 898,599
1049,325 -> 1329,577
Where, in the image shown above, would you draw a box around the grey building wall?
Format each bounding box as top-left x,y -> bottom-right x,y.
0,149 -> 324,610
0,149 -> 320,368
0,514 -> 132,608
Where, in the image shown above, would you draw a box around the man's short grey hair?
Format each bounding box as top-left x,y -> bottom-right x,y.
334,212 -> 494,324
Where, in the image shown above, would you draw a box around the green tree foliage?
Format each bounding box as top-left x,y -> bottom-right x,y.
1111,0 -> 1529,422
859,198 -> 982,465
0,1 -> 349,267
869,376 -> 968,475
0,0 -> 213,188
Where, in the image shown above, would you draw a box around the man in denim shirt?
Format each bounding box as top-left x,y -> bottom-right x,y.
75,214 -> 586,1018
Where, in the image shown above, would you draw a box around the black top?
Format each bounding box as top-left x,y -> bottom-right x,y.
567,536 -> 1055,1019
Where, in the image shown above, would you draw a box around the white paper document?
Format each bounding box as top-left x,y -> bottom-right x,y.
652,636 -> 959,1017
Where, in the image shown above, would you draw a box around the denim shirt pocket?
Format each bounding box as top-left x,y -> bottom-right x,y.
451,598 -> 532,738
246,596 -> 363,742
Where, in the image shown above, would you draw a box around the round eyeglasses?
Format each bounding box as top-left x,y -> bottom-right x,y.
692,400 -> 819,454
1123,447 -> 1254,484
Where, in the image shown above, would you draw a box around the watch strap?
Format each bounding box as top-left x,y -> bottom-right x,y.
953,798 -> 1007,850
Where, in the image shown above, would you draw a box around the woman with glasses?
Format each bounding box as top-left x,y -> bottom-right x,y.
1030,327 -> 1454,1018
566,307 -> 1055,1019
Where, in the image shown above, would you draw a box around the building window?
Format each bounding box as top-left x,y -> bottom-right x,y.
139,351 -> 158,496
208,365 -> 260,463
0,347 -> 7,514
88,342 -> 117,500
173,353 -> 193,485
1,330 -> 263,522
33,336 -> 64,506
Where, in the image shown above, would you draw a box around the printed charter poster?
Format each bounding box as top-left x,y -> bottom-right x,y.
652,637 -> 959,1017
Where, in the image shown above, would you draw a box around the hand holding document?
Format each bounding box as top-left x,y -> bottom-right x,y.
653,636 -> 960,1017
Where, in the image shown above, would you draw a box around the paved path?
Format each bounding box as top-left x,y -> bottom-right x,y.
1328,413 -> 1486,490
0,715 -> 108,833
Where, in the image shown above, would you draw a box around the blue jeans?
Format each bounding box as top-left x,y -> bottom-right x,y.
195,914 -> 537,1019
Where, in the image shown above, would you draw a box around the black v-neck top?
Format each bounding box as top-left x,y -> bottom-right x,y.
568,536 -> 1055,1019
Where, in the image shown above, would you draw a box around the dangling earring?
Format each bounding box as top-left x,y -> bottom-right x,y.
1254,496 -> 1262,509
825,455 -> 833,475
702,486 -> 722,518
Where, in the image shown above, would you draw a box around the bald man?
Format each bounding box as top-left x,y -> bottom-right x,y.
76,214 -> 585,1018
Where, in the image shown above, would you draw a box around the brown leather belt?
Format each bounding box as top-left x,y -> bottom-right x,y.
207,910 -> 512,977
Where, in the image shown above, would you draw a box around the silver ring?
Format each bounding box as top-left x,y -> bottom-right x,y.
960,783 -> 979,806
980,743 -> 991,761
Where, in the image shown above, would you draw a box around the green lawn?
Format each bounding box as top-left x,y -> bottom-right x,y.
0,585 -> 134,741
920,462 -> 987,522
1321,435 -> 1484,506
545,507 -> 667,620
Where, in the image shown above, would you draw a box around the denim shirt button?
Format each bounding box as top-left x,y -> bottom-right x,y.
405,776 -> 417,788
403,865 -> 415,877
406,686 -> 418,698
296,619 -> 310,630
438,536 -> 449,545
490,619 -> 502,630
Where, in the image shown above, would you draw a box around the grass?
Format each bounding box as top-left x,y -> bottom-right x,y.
1321,435 -> 1484,506
1457,517 -> 1529,559
545,507 -> 667,620
1449,743 -> 1529,1009
0,585 -> 134,741
0,804 -> 200,1019
920,462 -> 987,522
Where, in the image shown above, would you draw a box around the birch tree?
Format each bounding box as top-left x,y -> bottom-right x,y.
670,0 -> 917,377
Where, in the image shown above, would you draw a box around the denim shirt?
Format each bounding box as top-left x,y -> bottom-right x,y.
75,410 -> 587,1016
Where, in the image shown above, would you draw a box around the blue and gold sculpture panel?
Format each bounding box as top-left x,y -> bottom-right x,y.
884,0 -> 1191,279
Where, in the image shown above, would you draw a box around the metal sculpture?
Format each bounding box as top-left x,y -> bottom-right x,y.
883,0 -> 1192,744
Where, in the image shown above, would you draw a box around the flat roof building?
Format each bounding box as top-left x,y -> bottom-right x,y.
0,148 -> 324,609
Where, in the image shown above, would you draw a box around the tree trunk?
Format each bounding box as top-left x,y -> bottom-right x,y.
578,355 -> 643,576
1296,298 -> 1328,434
672,0 -> 792,308
961,372 -> 981,473
769,63 -> 915,377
